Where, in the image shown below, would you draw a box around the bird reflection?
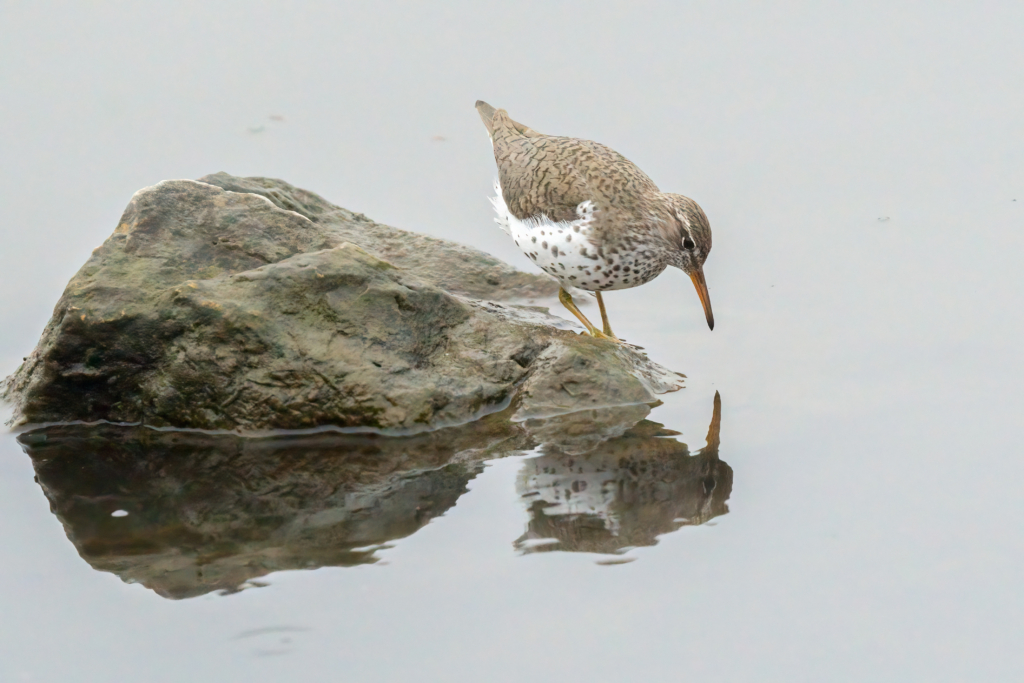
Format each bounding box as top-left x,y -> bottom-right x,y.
17,393 -> 731,598
514,392 -> 730,556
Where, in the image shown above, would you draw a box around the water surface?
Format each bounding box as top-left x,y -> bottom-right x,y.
2,2 -> 1023,681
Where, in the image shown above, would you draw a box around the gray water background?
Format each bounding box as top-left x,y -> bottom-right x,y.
2,1 -> 1023,681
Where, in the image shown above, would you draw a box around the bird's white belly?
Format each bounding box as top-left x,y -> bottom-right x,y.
490,182 -> 657,292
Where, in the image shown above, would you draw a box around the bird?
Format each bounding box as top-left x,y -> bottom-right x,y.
475,100 -> 714,342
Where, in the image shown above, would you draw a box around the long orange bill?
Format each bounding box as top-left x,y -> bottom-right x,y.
689,268 -> 714,330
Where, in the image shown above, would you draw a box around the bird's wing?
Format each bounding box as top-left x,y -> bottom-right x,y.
480,106 -> 660,224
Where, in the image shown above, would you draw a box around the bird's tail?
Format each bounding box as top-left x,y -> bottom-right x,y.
474,100 -> 545,138
475,100 -> 498,136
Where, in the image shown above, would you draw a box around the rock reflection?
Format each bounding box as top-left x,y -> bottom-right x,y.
18,411 -> 530,599
16,393 -> 730,598
514,392 -> 731,557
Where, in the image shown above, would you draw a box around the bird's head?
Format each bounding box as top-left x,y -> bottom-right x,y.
661,193 -> 714,330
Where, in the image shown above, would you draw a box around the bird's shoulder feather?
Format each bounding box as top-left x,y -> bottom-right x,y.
489,110 -> 660,225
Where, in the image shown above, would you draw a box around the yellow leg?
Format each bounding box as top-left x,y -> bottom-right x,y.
595,291 -> 618,339
559,288 -> 616,341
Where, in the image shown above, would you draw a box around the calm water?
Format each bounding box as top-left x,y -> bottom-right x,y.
2,2 -> 1023,681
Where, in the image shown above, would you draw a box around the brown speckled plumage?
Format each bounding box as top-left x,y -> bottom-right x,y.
476,100 -> 715,336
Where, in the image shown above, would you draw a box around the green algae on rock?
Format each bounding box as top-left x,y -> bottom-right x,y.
2,174 -> 684,432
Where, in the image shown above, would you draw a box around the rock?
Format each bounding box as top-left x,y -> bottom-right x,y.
18,395 -> 730,599
2,174 -> 683,432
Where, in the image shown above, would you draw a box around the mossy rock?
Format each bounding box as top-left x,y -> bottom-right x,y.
3,174 -> 683,432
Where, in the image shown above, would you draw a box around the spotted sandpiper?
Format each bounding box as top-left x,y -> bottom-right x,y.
476,100 -> 714,341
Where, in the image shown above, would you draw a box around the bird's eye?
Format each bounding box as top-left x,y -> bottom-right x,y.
683,237 -> 695,250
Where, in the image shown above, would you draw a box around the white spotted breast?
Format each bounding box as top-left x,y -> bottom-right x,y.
490,180 -> 666,292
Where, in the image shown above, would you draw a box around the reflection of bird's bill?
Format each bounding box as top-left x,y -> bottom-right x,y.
689,268 -> 714,330
700,391 -> 722,456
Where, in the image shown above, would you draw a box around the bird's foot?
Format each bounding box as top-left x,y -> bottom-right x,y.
582,329 -> 621,343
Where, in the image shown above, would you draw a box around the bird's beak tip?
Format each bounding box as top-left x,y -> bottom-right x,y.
689,268 -> 714,332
